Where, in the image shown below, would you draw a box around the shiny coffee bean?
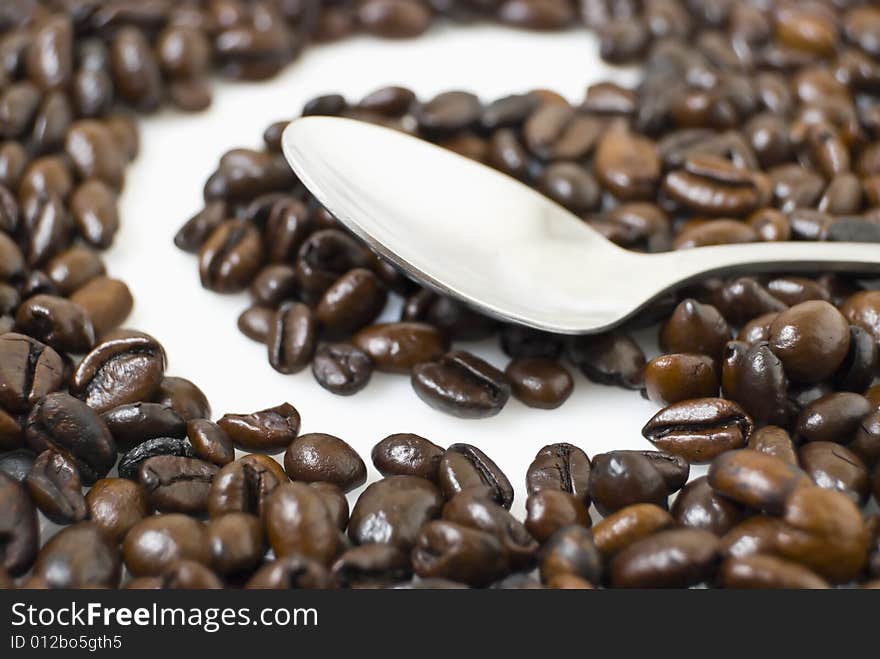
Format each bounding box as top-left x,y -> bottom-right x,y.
504,357 -> 573,409
245,556 -> 335,590
567,332 -> 645,389
371,433 -> 444,482
332,543 -> 411,588
834,326 -> 878,393
412,520 -> 509,587
348,475 -> 443,550
671,476 -> 742,536
238,305 -> 274,343
15,294 -> 94,354
218,403 -> 300,453
0,472 -> 38,575
316,268 -> 387,339
25,449 -> 86,524
311,343 -> 373,396
719,554 -> 829,589
610,528 -> 720,588
353,322 -> 448,374
748,425 -> 798,465
538,525 -> 602,585
525,442 -> 591,503
591,503 -> 673,558
0,333 -> 64,414
798,441 -> 869,505
138,455 -> 218,515
153,376 -> 211,423
198,219 -> 264,293
437,443 -> 514,509
208,454 -> 287,519
721,341 -> 790,428
644,353 -> 719,406
589,451 -> 668,516
708,449 -> 809,515
32,522 -> 120,589
795,392 -> 872,444
123,514 -> 210,577
267,302 -> 317,374
101,402 -> 185,451
660,299 -> 731,361
265,482 -> 341,565
769,301 -> 851,384
840,291 -> 880,345
206,513 -> 265,577
69,276 -> 133,337
186,419 -> 234,467
525,490 -> 590,542
284,433 -> 366,493
412,351 -> 511,418
117,437 -> 194,480
86,478 -> 150,542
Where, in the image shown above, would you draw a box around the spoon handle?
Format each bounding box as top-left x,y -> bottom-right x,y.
649,241 -> 880,288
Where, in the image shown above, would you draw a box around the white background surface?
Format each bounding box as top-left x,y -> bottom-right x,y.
106,25 -> 685,521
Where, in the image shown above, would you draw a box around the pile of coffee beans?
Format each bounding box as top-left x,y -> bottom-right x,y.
1,1 -> 880,589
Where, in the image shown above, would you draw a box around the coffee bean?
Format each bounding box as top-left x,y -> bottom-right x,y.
353,322 -> 448,374
44,245 -> 105,296
795,392 -> 872,444
538,525 -> 602,585
284,432 -> 366,493
25,449 -> 86,524
713,278 -> 788,327
295,229 -> 372,304
371,433 -> 444,482
660,299 -> 731,361
153,376 -> 210,423
86,477 -> 150,542
267,302 -> 317,374
401,290 -> 497,342
186,419 -> 234,467
15,294 -> 94,354
719,554 -> 829,589
525,490 -> 590,542
311,343 -> 373,395
0,333 -> 64,414
525,442 -> 591,503
238,306 -> 274,343
589,451 -> 669,516
748,425 -> 798,465
245,556 -> 336,589
123,514 -> 210,577
594,126 -> 660,200
208,454 -> 287,519
0,449 -> 36,483
523,103 -> 600,161
138,455 -> 218,515
174,201 -> 226,254
567,332 -> 645,389
834,326 -> 878,394
671,476 -> 742,536
591,503 -> 673,558
357,0 -> 432,39
199,219 -> 264,293
69,277 -> 133,337
265,482 -> 340,565
708,449 -> 810,515
101,402 -> 185,451
504,357 -> 573,409
412,520 -> 509,587
798,441 -> 869,505
206,513 -> 265,576
769,301 -> 851,384
32,522 -> 120,588
310,482 -> 350,531
437,443 -> 514,509
70,330 -> 167,414
315,268 -> 387,339
610,528 -> 720,588
358,86 -> 416,117
840,291 -> 880,345
721,341 -> 790,428
412,351 -> 510,418
349,475 -> 443,550
0,472 -> 38,575
110,27 -> 162,112
218,402 -> 300,453
644,353 -> 719,406
331,544 -> 411,588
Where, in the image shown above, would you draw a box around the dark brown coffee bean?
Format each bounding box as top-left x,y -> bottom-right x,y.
798,441 -> 869,505
538,525 -> 602,585
538,161 -> 600,212
199,219 -> 264,293
0,82 -> 40,140
86,478 -> 150,542
110,27 -> 162,111
311,343 -> 373,396
153,376 -> 211,422
748,426 -> 798,465
25,449 -> 86,524
19,155 -> 72,201
295,229 -> 372,304
412,520 -> 509,587
719,554 -> 829,589
591,503 -> 674,558
349,475 -> 443,550
117,437 -> 194,480
769,301 -> 851,384
525,490 -> 590,542
206,512 -> 265,576
504,357 -> 573,409
25,392 -> 115,484
245,555 -> 335,589
248,264 -> 297,308
32,522 -> 120,589
44,245 -> 105,296
308,482 -> 348,531
611,528 -> 720,588
123,514 -> 210,577
644,353 -> 719,406
238,305 -> 274,343
623,450 -> 690,493
358,86 -> 416,117
101,402 -> 185,451
523,103 -> 600,161
267,302 -> 318,374
284,433 -> 366,493
0,472 -> 38,576
265,482 -> 340,565
721,341 -> 790,428
332,543 -> 411,587
795,392 -> 873,444
642,398 -> 753,464
218,402 -> 300,453
412,350 -> 510,418
0,333 -> 64,414
70,330 -> 166,414
567,332 -> 645,389
69,277 -> 133,338
357,0 -> 432,39
526,443 -> 591,503
208,454 -> 287,519
708,449 -> 809,515
663,155 -> 766,216
25,15 -> 73,92
437,443 -> 513,509
713,278 -> 788,327
671,476 -> 742,536
353,322 -> 448,374
371,433 -> 444,482
174,201 -> 226,254
834,326 -> 878,394
315,268 -> 387,339
415,91 -> 480,136
400,290 -> 496,342
0,449 -> 36,483
139,455 -> 218,515
589,451 -> 668,516
70,179 -> 119,248
186,419 -> 234,467
156,26 -> 210,79
15,294 -> 94,354
841,291 -> 880,346
594,127 -> 660,200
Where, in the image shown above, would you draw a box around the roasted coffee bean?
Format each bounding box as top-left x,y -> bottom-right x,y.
311,343 -> 373,396
437,443 -> 514,509
850,411 -> 880,467
671,476 -> 742,536
295,229 -> 372,304
400,290 -> 496,342
199,219 -> 264,293
748,426 -> 798,465
25,449 -> 86,524
245,556 -> 336,589
208,454 -> 287,519
525,443 -> 591,503
623,450 -> 689,493
357,0 -> 432,39
525,490 -> 590,542
0,333 -> 64,414
504,357 -> 573,409
795,392 -> 872,445
834,326 -> 878,394
0,233 -> 24,281
644,353 -> 719,406
522,103 -> 600,161
332,543 -> 411,587
841,291 -> 880,345
69,276 -> 133,337
415,91 -> 481,136
310,482 -> 349,531
708,449 -> 809,515
153,376 -> 211,422
589,451 -> 668,516
174,201 -> 226,254
283,433 -> 366,493
538,525 -> 602,585
353,322 -> 448,374
349,475 -> 443,550
591,503 -> 673,558
69,180 -> 119,248
218,403 -> 300,453
248,264 -> 297,307
538,162 -> 600,212
109,28 -> 162,111
86,478 -> 150,543
412,520 -> 508,587
0,449 -> 35,483
186,419 -> 234,467
594,127 -> 660,200
769,301 -> 851,384
570,333 -> 646,389
713,278 -> 788,327
611,528 -> 720,588
643,398 -> 753,463
158,560 -> 222,589
267,302 -> 317,374
118,437 -> 194,480
358,86 -> 416,117
315,268 -> 387,339
101,402 -> 185,451
265,482 -> 340,565
412,351 -> 510,418
44,245 -> 105,296
32,522 -> 120,589
70,331 -> 166,414
0,408 -> 22,450
123,514 -> 210,577
206,513 -> 265,577
798,442 -> 869,505
660,299 -> 730,361
500,326 -> 562,360
139,455 -> 218,515
25,392 -> 115,484
719,554 -> 829,589
371,433 -> 444,482
15,294 -> 94,354
0,472 -> 38,576
721,341 -> 790,428
663,155 -> 766,216
238,305 -> 274,343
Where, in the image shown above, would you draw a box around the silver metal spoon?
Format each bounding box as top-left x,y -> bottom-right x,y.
282,116 -> 880,335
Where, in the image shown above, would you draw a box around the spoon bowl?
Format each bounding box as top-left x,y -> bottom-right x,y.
283,116 -> 880,334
